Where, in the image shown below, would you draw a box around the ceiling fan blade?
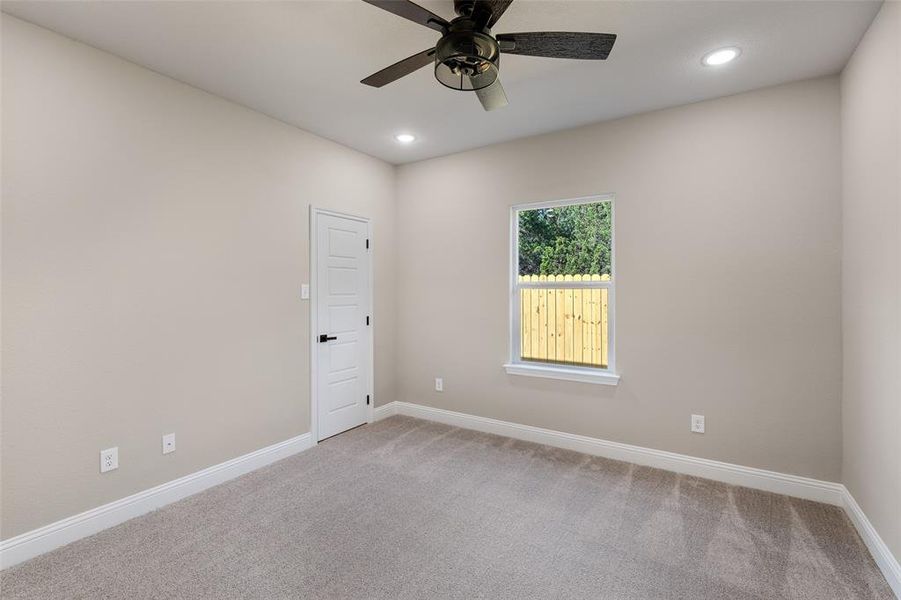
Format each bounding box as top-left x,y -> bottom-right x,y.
496,32 -> 616,59
361,48 -> 436,87
472,0 -> 514,28
474,79 -> 508,111
361,0 -> 449,33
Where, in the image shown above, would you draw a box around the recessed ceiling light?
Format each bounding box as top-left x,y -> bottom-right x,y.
394,133 -> 416,144
702,47 -> 741,67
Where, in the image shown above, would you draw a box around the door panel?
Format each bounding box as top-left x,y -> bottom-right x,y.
316,213 -> 370,441
328,229 -> 359,257
329,341 -> 358,372
328,305 -> 358,333
327,267 -> 357,295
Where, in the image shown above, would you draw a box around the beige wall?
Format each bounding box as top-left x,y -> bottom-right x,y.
3,6 -> 887,550
841,1 -> 901,561
1,16 -> 396,539
395,77 -> 843,482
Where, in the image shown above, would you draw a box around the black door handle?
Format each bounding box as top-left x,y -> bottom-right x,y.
319,334 -> 337,343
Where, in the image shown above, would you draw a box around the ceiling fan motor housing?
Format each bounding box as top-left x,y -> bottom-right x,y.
453,0 -> 476,17
434,20 -> 500,91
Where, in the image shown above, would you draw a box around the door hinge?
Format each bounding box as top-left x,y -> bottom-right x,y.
366,315 -> 370,326
366,394 -> 370,405
365,238 -> 370,249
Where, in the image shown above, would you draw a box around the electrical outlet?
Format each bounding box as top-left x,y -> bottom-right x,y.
162,433 -> 176,455
691,414 -> 705,434
100,447 -> 118,473
435,377 -> 443,392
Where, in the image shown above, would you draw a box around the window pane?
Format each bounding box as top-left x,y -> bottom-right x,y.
518,201 -> 612,277
519,281 -> 609,368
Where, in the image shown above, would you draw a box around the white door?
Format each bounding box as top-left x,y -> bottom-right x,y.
315,211 -> 371,441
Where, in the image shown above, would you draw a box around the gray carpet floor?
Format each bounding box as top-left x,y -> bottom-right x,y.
0,415 -> 893,599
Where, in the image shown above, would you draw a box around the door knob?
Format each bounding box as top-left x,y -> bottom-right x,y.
319,334 -> 337,343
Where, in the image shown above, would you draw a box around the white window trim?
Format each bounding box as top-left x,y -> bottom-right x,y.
506,194 -> 619,386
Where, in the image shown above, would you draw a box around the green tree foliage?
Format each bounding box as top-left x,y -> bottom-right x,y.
518,202 -> 612,276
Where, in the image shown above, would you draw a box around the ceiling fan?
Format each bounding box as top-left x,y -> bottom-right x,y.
360,0 -> 617,111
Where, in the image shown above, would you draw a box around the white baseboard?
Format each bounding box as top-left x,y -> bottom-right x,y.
843,488 -> 901,598
373,402 -> 398,421
0,432 -> 314,570
378,401 -> 844,505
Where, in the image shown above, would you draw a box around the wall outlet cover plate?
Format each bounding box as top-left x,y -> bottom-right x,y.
100,447 -> 118,473
691,414 -> 705,434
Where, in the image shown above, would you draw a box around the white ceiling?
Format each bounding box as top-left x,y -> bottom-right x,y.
3,0 -> 881,164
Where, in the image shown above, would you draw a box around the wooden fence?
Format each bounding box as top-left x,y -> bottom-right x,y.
519,274 -> 610,368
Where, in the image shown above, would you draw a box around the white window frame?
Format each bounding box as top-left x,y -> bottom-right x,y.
504,194 -> 620,385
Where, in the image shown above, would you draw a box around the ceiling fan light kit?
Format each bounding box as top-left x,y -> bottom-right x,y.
360,0 -> 617,111
434,27 -> 500,91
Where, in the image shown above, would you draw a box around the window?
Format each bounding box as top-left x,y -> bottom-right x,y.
505,196 -> 619,385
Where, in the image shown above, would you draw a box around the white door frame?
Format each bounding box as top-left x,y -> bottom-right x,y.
309,207 -> 374,444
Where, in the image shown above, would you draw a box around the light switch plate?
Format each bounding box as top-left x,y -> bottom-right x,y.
162,433 -> 176,454
301,284 -> 310,300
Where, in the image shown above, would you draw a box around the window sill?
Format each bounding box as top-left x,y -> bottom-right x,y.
503,363 -> 621,386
